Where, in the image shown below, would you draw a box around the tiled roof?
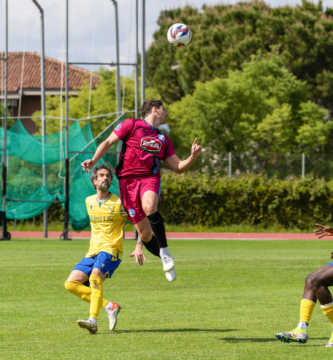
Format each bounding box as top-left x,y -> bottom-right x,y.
0,52 -> 101,93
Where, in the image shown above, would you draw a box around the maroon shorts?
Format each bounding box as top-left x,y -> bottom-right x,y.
118,175 -> 161,225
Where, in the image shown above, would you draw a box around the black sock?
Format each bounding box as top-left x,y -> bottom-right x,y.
147,211 -> 168,248
142,235 -> 160,258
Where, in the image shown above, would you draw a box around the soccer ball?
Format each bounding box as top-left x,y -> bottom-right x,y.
167,23 -> 192,47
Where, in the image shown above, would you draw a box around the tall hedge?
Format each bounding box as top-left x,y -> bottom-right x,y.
159,172 -> 333,229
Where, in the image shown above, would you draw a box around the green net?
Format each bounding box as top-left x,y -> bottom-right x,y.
0,114 -> 126,229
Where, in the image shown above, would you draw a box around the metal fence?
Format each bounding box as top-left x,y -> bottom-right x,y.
225,152 -> 333,179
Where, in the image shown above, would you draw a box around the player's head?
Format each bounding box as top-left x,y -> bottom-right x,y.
141,99 -> 168,124
90,162 -> 113,192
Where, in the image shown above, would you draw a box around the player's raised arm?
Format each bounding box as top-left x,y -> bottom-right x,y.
164,138 -> 202,174
314,223 -> 333,239
82,131 -> 120,172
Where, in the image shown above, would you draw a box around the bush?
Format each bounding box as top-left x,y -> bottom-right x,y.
159,172 -> 333,229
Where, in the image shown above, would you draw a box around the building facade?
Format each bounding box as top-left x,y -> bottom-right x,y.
0,52 -> 101,133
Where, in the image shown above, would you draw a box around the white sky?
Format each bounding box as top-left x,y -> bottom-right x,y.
0,0 -> 331,77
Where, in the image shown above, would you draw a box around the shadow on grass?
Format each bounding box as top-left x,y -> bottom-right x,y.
220,337 -> 274,343
220,337 -> 329,344
98,328 -> 237,335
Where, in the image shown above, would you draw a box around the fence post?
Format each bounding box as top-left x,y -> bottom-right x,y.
229,152 -> 232,178
302,153 -> 305,178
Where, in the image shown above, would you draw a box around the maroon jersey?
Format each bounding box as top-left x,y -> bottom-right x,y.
113,118 -> 176,179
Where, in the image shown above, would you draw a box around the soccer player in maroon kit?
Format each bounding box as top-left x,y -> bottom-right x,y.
82,100 -> 202,281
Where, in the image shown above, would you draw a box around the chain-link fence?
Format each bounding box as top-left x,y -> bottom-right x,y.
224,152 -> 333,179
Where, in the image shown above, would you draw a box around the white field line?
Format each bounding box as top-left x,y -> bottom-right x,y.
45,237 -> 319,241
165,238 -> 317,241
143,238 -> 316,241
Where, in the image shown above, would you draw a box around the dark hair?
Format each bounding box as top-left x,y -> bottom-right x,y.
140,99 -> 163,118
90,162 -> 113,190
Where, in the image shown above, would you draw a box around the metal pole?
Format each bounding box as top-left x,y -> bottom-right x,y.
32,0 -> 47,238
61,0 -> 70,240
1,0 -> 10,240
302,153 -> 305,178
68,61 -> 136,66
229,152 -> 232,178
135,0 -> 139,118
111,0 -> 121,115
141,0 -> 145,105
110,0 -> 122,156
111,0 -> 122,156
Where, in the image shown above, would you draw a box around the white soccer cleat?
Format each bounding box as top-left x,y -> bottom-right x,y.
165,268 -> 177,282
77,319 -> 98,334
106,303 -> 121,331
161,254 -> 175,272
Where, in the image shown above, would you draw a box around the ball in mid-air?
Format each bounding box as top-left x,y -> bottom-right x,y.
167,23 -> 192,47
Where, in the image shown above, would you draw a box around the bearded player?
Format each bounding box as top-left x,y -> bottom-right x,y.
275,223 -> 333,347
65,162 -> 128,334
82,99 -> 202,282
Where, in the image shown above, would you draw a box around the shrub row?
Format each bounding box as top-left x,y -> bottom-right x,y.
158,173 -> 333,229
13,173 -> 333,230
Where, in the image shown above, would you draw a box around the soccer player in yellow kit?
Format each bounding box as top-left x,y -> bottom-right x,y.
64,162 -> 128,334
275,223 -> 333,347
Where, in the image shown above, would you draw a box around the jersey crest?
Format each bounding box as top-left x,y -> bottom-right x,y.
140,137 -> 163,154
158,133 -> 165,142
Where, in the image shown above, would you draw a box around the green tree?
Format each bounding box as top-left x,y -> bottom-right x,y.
32,68 -> 137,137
168,51 -> 331,174
147,0 -> 333,113
0,103 -> 14,128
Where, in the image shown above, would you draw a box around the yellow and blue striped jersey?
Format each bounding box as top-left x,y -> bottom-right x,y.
85,192 -> 128,259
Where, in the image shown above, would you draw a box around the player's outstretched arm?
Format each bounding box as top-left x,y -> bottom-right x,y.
164,138 -> 202,174
82,131 -> 120,172
314,223 -> 333,239
129,237 -> 147,266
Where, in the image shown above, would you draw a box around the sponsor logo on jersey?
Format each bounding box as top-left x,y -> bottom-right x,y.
128,209 -> 136,217
108,206 -> 115,214
140,137 -> 163,154
89,216 -> 113,221
158,134 -> 165,142
115,124 -> 121,131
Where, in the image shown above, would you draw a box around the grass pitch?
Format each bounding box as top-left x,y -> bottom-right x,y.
1,239 -> 333,359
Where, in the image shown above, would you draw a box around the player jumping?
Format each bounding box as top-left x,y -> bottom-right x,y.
65,162 -> 128,334
82,99 -> 202,282
275,223 -> 333,347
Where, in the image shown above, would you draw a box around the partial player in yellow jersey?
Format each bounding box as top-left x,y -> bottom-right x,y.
275,223 -> 333,347
64,162 -> 128,334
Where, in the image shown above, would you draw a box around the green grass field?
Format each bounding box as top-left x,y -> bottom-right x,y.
1,239 -> 333,359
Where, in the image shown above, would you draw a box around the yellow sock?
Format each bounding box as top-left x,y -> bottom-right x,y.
89,274 -> 104,320
322,303 -> 333,325
300,299 -> 316,323
64,281 -> 109,309
101,299 -> 109,309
